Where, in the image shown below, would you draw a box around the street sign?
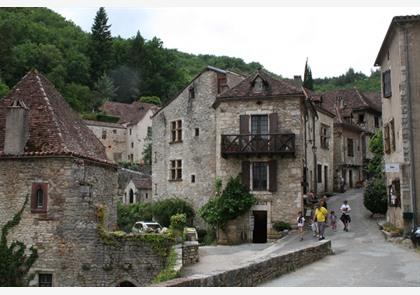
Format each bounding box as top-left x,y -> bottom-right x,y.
385,163 -> 400,173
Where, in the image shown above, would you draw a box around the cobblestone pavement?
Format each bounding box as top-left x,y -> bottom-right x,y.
261,189 -> 420,287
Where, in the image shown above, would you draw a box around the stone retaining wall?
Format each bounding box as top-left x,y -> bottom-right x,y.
154,240 -> 332,287
182,241 -> 199,266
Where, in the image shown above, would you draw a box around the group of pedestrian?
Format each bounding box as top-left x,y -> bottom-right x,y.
297,196 -> 352,241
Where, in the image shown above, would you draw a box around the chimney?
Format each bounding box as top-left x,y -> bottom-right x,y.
4,99 -> 29,155
294,75 -> 303,87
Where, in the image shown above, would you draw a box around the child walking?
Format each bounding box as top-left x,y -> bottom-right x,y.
297,211 -> 305,241
330,210 -> 337,231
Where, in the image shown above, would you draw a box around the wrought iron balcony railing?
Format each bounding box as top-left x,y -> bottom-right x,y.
221,133 -> 295,158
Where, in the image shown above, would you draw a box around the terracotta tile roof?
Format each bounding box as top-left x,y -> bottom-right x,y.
0,70 -> 112,164
132,178 -> 152,190
83,119 -> 125,129
100,101 -> 159,125
218,69 -> 303,100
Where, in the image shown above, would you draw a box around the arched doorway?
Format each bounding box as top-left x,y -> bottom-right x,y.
117,281 -> 136,287
129,189 -> 134,203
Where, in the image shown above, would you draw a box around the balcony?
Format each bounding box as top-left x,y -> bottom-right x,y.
221,133 -> 295,158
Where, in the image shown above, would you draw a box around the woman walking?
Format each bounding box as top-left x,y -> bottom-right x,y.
340,200 -> 352,231
314,202 -> 328,240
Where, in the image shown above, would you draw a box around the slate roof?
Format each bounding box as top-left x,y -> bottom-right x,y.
132,178 -> 152,190
217,69 -> 303,100
100,101 -> 159,126
0,70 -> 111,164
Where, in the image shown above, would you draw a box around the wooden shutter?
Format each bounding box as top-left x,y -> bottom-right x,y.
269,113 -> 278,134
241,161 -> 251,190
239,115 -> 250,134
384,124 -> 390,153
268,160 -> 277,192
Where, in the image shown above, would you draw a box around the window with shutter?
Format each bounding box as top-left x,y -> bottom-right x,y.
390,119 -> 396,152
239,115 -> 250,135
383,70 -> 392,98
384,124 -> 391,154
252,162 -> 268,191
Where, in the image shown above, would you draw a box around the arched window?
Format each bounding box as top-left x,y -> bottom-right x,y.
129,189 -> 134,204
36,188 -> 44,208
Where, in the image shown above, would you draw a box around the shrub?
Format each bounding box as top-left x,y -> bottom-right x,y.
273,221 -> 292,232
152,198 -> 195,228
117,202 -> 154,232
382,222 -> 403,235
199,176 -> 256,229
170,213 -> 187,232
364,177 -> 388,215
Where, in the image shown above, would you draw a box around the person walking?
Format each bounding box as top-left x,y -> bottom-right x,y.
320,195 -> 328,209
297,211 -> 305,241
330,210 -> 337,231
340,200 -> 352,232
314,202 -> 328,240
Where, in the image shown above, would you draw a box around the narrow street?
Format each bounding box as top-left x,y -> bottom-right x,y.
260,189 -> 420,287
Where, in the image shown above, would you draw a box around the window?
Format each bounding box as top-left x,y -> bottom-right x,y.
317,164 -> 322,183
154,152 -> 157,163
38,273 -> 52,287
217,73 -> 228,94
390,119 -> 396,152
251,115 -> 268,135
320,124 -> 330,149
191,174 -> 196,183
131,142 -> 134,148
147,126 -> 152,138
129,154 -> 134,162
358,114 -> 365,124
31,183 -> 48,213
113,129 -> 117,134
252,162 -> 268,191
383,70 -> 392,98
170,120 -> 182,143
129,129 -> 132,135
170,160 -> 182,181
154,184 -> 157,195
129,189 -> 134,203
384,124 -> 391,153
102,130 -> 107,140
347,138 -> 354,157
195,128 -> 199,137
145,193 -> 148,199
188,86 -> 195,99
374,116 -> 380,128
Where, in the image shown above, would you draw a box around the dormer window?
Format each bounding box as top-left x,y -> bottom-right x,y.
253,77 -> 263,93
31,183 -> 48,213
189,86 -> 195,99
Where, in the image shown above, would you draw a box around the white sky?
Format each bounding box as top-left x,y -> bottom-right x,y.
51,6 -> 420,78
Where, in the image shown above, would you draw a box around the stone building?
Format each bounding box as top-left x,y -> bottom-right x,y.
0,71 -> 168,286
374,15 -> 420,230
313,88 -> 381,191
85,101 -> 159,164
152,66 -> 244,213
123,178 -> 152,204
153,67 -> 314,244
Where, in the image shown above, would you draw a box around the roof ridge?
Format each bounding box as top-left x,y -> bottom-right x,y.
35,73 -> 68,153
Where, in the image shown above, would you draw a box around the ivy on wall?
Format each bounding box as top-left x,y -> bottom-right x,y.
0,195 -> 38,287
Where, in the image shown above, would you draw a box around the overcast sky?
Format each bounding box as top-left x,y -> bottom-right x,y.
52,7 -> 418,78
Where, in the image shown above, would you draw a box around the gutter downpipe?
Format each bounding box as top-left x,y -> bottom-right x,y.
401,24 -> 418,229
313,111 -> 318,196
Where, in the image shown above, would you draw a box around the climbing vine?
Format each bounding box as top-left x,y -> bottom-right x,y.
0,195 -> 38,286
96,205 -> 175,257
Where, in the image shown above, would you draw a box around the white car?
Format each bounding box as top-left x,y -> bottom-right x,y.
132,221 -> 163,234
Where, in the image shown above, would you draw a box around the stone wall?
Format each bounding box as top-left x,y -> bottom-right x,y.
182,241 -> 199,266
154,240 -> 333,287
86,123 -> 127,162
127,109 -> 154,163
0,157 -> 167,286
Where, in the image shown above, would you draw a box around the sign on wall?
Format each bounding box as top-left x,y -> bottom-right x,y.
385,163 -> 400,173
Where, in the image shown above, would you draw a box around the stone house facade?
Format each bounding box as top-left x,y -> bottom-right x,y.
374,15 -> 420,230
0,71 -> 168,286
152,66 -> 244,214
86,101 -> 159,164
123,178 -> 152,204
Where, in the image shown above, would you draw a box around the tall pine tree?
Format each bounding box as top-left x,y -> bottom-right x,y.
89,7 -> 113,84
303,58 -> 314,90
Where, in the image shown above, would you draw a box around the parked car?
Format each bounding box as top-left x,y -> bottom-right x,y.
132,221 -> 163,234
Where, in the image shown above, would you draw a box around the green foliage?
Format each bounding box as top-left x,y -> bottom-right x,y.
142,126 -> 152,165
368,130 -> 384,178
273,221 -> 292,232
139,96 -> 161,106
117,202 -> 154,232
364,177 -> 388,215
303,59 -> 314,90
199,176 -> 256,229
0,195 -> 38,286
314,68 -> 380,93
0,78 -> 9,99
94,73 -> 118,101
170,213 -> 187,232
89,7 -> 113,83
382,222 -> 403,236
152,198 -> 195,228
152,249 -> 179,283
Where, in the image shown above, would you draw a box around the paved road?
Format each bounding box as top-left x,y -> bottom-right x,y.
261,189 -> 420,287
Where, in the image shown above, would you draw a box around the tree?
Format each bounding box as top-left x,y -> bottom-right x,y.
303,58 -> 314,90
129,31 -> 145,69
0,78 -> 9,99
89,7 -> 113,84
94,73 -> 118,101
139,96 -> 161,106
142,126 -> 152,165
0,195 -> 38,286
367,130 -> 384,179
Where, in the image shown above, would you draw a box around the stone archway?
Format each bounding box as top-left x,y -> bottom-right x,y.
117,281 -> 136,287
